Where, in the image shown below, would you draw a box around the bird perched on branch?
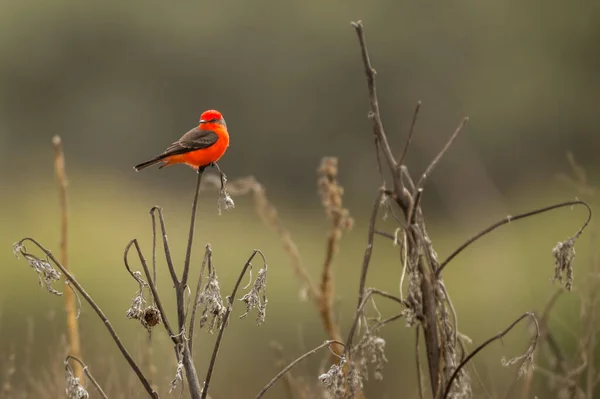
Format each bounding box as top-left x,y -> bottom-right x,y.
134,109 -> 229,171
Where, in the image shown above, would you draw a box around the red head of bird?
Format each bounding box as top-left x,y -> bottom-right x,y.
199,110 -> 225,125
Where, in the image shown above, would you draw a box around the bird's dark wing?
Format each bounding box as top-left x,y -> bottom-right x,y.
162,127 -> 219,156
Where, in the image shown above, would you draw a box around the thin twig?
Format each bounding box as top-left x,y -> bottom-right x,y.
437,200 -> 592,276
357,187 -> 385,308
150,207 -> 158,296
66,355 -> 108,399
53,136 -> 83,380
255,340 -> 346,399
182,167 -> 205,287
417,116 -> 469,189
397,101 -> 421,168
150,206 -> 178,286
202,249 -> 266,399
351,20 -> 397,173
188,244 -> 212,355
17,237 -> 158,398
415,117 -> 468,191
442,312 -> 540,399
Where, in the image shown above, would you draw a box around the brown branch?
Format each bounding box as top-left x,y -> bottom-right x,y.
415,117 -> 468,191
397,101 -> 421,168
182,167 -> 205,288
52,135 -> 83,380
255,340 -> 346,399
150,206 -> 178,286
16,237 -> 158,398
351,20 -> 397,174
442,312 -> 540,399
202,249 -> 266,399
437,200 -> 592,277
65,355 -> 107,399
357,187 -> 385,308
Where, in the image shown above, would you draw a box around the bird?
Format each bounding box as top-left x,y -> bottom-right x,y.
134,109 -> 229,172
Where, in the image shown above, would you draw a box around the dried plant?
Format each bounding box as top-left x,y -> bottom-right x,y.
12,162 -> 267,399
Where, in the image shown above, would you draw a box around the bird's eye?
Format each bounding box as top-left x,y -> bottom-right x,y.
209,118 -> 219,123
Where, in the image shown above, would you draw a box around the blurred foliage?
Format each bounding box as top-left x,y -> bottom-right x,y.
2,1 -> 600,397
0,0 -> 599,204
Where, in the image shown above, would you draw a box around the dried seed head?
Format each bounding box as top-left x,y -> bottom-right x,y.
217,189 -> 235,215
552,239 -> 576,290
501,334 -> 537,378
319,357 -> 346,397
141,306 -> 162,331
13,242 -> 62,295
125,294 -> 145,320
355,306 -> 388,383
169,348 -> 184,394
65,363 -> 89,399
239,266 -> 268,325
317,157 -> 354,233
198,268 -> 226,333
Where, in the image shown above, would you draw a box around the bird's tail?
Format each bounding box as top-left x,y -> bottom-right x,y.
134,155 -> 166,171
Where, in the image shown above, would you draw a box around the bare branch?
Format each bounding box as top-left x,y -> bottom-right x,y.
397,101 -> 422,167
255,340 -> 346,399
437,200 -> 592,277
182,167 -> 205,287
150,206 -> 178,286
415,117 -> 468,191
357,187 -> 385,308
442,312 -> 540,399
351,20 -> 397,173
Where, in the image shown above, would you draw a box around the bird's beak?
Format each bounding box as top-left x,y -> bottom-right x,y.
199,119 -> 207,124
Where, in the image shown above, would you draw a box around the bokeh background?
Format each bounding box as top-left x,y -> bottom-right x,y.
1,1 -> 599,398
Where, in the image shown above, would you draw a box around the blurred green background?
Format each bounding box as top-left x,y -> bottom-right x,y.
1,0 -> 599,397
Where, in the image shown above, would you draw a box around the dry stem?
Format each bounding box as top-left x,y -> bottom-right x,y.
52,135 -> 82,380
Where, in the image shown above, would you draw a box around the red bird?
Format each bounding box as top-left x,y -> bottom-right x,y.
134,109 -> 229,171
